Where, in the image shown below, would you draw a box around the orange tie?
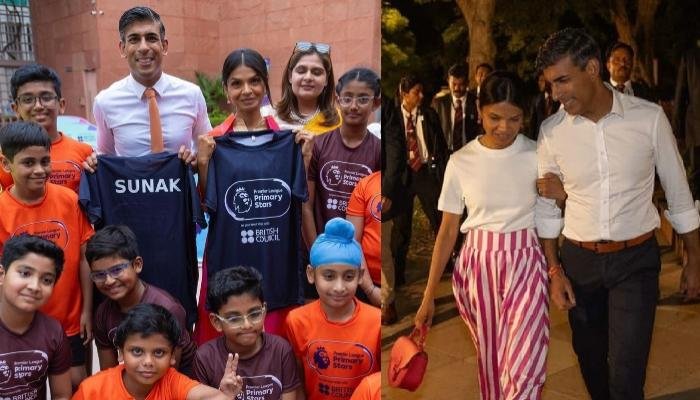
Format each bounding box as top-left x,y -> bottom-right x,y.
145,87 -> 163,153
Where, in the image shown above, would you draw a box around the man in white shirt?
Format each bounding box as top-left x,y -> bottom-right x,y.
536,28 -> 700,400
93,6 -> 211,161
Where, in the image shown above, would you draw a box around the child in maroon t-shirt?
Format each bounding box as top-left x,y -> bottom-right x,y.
193,266 -> 301,399
85,225 -> 197,376
0,235 -> 72,400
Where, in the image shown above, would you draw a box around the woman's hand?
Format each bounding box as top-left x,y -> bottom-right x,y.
415,297 -> 435,329
294,130 -> 314,159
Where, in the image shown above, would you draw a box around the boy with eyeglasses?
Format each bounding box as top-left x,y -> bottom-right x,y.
0,121 -> 94,390
193,266 -> 301,400
86,225 -> 197,376
0,64 -> 94,192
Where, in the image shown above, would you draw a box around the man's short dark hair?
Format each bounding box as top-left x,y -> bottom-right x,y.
0,121 -> 50,161
207,266 -> 264,313
476,63 -> 494,73
536,28 -> 602,74
118,6 -> 165,42
447,63 -> 468,80
114,303 -> 180,349
1,234 -> 64,280
606,42 -> 634,60
86,225 -> 140,265
10,64 -> 62,100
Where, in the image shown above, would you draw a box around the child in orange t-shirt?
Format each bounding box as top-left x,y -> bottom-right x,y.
0,121 -> 94,389
349,372 -> 380,400
0,64 -> 93,192
72,303 -> 242,400
285,218 -> 381,400
346,171 -> 381,307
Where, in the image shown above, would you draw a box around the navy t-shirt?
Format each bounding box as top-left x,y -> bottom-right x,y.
204,130 -> 307,311
79,152 -> 205,326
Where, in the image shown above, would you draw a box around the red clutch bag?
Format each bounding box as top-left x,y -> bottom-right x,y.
388,324 -> 429,391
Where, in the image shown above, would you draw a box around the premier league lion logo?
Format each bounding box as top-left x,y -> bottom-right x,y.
233,187 -> 253,214
313,346 -> 331,370
324,165 -> 342,186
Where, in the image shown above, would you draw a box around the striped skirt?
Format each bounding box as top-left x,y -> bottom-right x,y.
452,228 -> 549,400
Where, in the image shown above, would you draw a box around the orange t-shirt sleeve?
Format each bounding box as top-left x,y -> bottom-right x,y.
71,366 -> 125,400
346,177 -> 367,218
0,168 -> 12,189
160,367 -> 200,398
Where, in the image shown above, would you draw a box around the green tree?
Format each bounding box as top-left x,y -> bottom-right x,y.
195,72 -> 229,126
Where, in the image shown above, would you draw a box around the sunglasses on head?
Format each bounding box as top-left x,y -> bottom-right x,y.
294,41 -> 331,55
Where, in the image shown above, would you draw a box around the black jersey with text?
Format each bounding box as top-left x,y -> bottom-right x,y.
204,130 -> 308,311
79,152 -> 205,326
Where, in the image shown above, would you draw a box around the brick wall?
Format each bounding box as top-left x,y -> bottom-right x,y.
30,0 -> 380,120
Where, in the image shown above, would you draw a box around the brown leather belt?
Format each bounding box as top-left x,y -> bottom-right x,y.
566,231 -> 654,254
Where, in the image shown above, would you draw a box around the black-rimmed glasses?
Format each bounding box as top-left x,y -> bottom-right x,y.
16,94 -> 59,107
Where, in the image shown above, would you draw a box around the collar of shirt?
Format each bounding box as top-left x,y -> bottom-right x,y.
127,73 -> 170,99
609,78 -> 631,90
452,95 -> 466,108
564,83 -> 624,124
401,105 -> 418,119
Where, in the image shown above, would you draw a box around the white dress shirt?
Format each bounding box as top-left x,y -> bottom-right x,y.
439,134 -> 559,233
610,78 -> 633,96
537,86 -> 699,241
450,95 -> 466,127
94,73 -> 212,156
401,105 -> 429,163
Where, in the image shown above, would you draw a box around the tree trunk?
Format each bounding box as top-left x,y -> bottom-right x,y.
609,0 -> 660,86
455,0 -> 496,88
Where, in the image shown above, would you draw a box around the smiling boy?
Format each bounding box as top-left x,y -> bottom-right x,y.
0,235 -> 72,400
0,64 -> 93,192
73,303 -> 241,400
86,225 -> 196,376
0,121 -> 94,390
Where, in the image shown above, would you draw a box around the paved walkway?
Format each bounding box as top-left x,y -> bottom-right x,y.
381,240 -> 700,399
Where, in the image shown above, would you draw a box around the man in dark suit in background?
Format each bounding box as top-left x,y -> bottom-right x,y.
528,72 -> 560,140
674,43 -> 700,198
432,63 -> 479,153
606,42 -> 656,102
390,75 -> 448,286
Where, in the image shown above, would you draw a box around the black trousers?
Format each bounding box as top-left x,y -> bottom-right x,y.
560,237 -> 660,400
391,166 -> 442,274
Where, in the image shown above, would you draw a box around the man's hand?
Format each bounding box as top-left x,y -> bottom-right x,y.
549,266 -> 576,311
82,152 -> 98,173
537,172 -> 567,202
681,251 -> 700,301
178,145 -> 197,167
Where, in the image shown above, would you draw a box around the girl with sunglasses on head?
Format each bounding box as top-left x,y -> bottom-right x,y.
302,67 -> 382,305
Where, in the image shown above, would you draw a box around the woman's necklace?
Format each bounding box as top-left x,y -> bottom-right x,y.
290,107 -> 320,125
237,114 -> 266,131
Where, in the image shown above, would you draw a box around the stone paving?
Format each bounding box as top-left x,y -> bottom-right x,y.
382,236 -> 700,399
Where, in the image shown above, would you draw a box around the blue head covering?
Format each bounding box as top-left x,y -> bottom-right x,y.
309,218 -> 362,268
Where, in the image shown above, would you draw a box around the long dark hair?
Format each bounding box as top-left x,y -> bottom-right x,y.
478,71 -> 527,112
276,48 -> 339,127
221,48 -> 272,104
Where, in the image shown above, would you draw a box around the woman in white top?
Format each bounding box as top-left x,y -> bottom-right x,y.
415,71 -> 556,400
